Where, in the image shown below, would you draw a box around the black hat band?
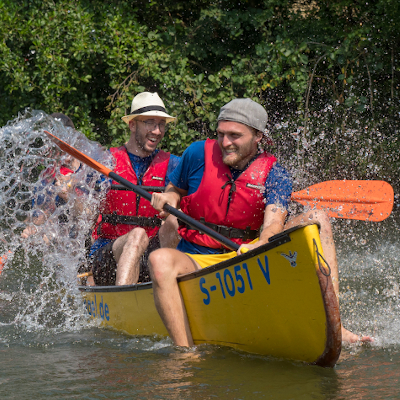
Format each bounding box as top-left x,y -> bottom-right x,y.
132,105 -> 166,114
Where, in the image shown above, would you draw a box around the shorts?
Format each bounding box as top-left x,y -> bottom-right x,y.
186,238 -> 259,269
186,250 -> 237,269
90,234 -> 160,286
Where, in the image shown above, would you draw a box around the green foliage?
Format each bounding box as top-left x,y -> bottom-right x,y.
1,0 -> 400,190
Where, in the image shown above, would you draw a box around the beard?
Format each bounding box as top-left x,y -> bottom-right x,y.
221,141 -> 255,169
135,130 -> 160,154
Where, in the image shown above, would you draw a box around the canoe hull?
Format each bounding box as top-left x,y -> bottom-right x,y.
80,224 -> 341,367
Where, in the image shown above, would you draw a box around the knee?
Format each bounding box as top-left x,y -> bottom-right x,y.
301,209 -> 330,226
126,228 -> 149,248
162,215 -> 179,231
148,249 -> 174,282
159,216 -> 180,248
312,210 -> 331,228
149,249 -> 168,273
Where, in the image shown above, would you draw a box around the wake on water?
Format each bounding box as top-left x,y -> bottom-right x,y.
0,109 -> 399,352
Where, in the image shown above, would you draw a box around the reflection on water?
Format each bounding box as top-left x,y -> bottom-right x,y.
336,349 -> 400,399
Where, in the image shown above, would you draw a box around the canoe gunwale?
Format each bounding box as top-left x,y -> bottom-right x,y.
79,281 -> 152,292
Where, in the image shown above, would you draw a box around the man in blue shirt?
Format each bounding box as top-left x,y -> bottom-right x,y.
150,98 -> 372,345
168,139 -> 292,255
88,92 -> 180,286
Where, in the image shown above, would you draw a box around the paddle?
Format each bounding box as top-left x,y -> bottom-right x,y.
292,180 -> 393,222
44,131 -> 241,251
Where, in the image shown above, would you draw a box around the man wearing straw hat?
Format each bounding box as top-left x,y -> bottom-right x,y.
88,92 -> 180,286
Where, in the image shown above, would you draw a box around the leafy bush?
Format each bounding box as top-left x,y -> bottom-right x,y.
1,0 -> 399,193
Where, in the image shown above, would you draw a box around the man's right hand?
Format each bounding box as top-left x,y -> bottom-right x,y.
151,183 -> 187,218
151,192 -> 179,219
151,183 -> 186,219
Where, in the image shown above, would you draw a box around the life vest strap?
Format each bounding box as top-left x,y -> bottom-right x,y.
109,184 -> 166,192
101,213 -> 162,228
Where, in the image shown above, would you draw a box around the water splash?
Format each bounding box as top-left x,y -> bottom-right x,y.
0,109 -> 113,340
268,104 -> 398,197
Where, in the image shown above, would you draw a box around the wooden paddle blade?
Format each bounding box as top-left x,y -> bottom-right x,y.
44,131 -> 113,177
291,180 -> 394,221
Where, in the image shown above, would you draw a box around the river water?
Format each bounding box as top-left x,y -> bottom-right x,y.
1,110 -> 400,399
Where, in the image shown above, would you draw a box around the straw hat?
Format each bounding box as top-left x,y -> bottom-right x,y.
121,92 -> 176,124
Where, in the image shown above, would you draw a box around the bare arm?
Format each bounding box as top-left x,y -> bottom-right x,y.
237,204 -> 287,254
151,182 -> 188,218
259,204 -> 288,243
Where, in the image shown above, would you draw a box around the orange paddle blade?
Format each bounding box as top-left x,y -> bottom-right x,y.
291,180 -> 394,221
44,131 -> 113,177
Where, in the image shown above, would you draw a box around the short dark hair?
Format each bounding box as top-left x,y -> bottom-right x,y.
50,113 -> 75,129
248,126 -> 260,136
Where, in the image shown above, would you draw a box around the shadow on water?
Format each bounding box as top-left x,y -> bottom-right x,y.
335,347 -> 400,399
1,326 -> 400,399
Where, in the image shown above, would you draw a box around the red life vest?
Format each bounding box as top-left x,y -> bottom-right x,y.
178,139 -> 277,249
92,146 -> 170,240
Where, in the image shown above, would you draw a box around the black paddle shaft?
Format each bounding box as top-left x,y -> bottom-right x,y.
108,171 -> 240,251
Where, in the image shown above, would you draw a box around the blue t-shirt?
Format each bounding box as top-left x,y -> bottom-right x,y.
169,141 -> 293,254
89,149 -> 180,256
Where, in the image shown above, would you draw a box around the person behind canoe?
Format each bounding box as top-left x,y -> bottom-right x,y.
87,92 -> 181,286
150,98 -> 373,345
21,113 -> 82,242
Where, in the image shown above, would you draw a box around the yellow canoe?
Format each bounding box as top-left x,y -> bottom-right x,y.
79,224 -> 341,367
